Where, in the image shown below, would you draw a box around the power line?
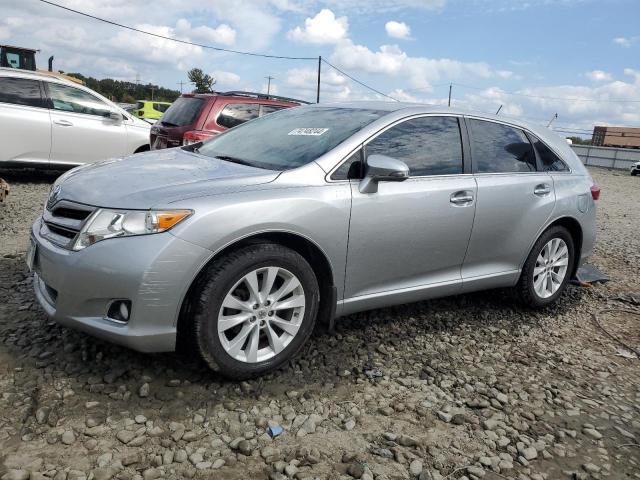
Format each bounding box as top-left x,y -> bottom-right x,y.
321,59 -> 399,102
38,0 -> 316,61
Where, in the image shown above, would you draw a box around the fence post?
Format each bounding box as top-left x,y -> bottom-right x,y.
585,146 -> 591,166
611,148 -> 618,170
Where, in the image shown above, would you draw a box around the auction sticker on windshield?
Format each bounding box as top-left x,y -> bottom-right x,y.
288,128 -> 329,136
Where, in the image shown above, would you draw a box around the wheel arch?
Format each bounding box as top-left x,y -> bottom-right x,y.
176,231 -> 337,351
134,144 -> 150,154
526,216 -> 583,280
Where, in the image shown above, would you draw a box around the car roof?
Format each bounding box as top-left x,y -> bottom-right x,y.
180,92 -> 305,106
0,67 -> 82,87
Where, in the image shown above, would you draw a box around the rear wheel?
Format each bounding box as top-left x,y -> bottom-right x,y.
632,170 -> 638,176
191,243 -> 319,379
517,226 -> 575,308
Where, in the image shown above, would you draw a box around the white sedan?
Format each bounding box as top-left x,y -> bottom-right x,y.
631,161 -> 640,176
0,68 -> 150,168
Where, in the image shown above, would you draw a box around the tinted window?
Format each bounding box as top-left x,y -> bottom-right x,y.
532,136 -> 569,172
261,105 -> 286,116
366,116 -> 463,176
48,83 -> 111,117
198,107 -> 384,171
0,77 -> 43,108
161,97 -> 204,127
469,119 -> 536,173
332,149 -> 363,180
153,103 -> 170,113
217,103 -> 260,129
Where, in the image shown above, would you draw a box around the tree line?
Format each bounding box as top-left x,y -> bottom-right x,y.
65,73 -> 182,103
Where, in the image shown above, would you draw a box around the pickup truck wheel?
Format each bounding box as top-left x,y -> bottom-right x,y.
192,243 -> 319,379
517,226 -> 575,308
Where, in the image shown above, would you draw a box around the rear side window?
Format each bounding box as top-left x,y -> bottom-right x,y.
153,103 -> 169,113
217,103 -> 260,129
0,77 -> 44,108
261,105 -> 286,116
532,136 -> 569,172
47,83 -> 112,117
161,97 -> 204,126
366,116 -> 464,176
469,119 -> 537,173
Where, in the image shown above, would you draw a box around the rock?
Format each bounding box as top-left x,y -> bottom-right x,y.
142,468 -> 161,480
344,419 -> 356,431
409,459 -> 423,476
61,430 -> 75,445
139,383 -> 150,398
174,450 -> 188,463
521,447 -> 538,461
116,430 -> 136,444
2,470 -> 30,480
437,411 -> 452,423
398,435 -> 418,447
195,462 -> 212,470
92,468 -> 117,480
583,428 -> 603,440
583,463 -> 601,473
237,440 -> 253,456
261,446 -> 281,463
212,459 -> 225,469
467,466 -> 485,477
348,462 -> 365,479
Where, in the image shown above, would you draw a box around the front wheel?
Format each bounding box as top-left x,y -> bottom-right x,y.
191,243 -> 319,379
517,226 -> 575,308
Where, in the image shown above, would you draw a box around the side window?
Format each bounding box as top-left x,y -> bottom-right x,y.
531,136 -> 569,172
261,105 -> 286,116
331,149 -> 363,180
47,83 -> 112,117
217,103 -> 260,129
0,77 -> 44,108
153,103 -> 169,113
366,116 -> 463,176
469,119 -> 537,173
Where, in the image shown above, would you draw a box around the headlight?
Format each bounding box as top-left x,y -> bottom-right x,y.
73,209 -> 192,251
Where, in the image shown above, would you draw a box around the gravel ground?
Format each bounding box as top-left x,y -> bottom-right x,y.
0,167 -> 638,480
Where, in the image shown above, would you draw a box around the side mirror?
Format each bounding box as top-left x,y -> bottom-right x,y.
359,154 -> 409,193
108,111 -> 123,123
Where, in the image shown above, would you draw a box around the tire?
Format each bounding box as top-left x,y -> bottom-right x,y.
191,243 -> 319,379
516,226 -> 575,308
632,171 -> 638,176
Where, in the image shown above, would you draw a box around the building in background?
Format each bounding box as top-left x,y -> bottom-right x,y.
592,126 -> 640,148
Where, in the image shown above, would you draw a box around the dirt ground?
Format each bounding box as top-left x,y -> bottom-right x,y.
0,167 -> 638,480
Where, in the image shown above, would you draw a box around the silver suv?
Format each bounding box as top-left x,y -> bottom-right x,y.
29,103 -> 598,379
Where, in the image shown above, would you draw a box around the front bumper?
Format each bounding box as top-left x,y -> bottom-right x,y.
31,219 -> 211,352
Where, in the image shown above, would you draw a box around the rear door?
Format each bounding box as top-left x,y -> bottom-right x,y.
0,76 -> 51,166
345,115 -> 476,304
46,82 -> 127,165
462,118 -> 555,281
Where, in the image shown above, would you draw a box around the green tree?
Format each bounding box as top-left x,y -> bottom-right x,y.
187,68 -> 216,93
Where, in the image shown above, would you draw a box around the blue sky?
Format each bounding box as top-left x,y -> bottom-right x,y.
2,0 -> 639,134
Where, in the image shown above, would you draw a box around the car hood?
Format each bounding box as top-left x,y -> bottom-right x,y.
54,148 -> 280,209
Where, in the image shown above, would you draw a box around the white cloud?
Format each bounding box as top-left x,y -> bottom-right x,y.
331,41 -> 502,89
586,70 -> 613,82
287,9 -> 349,44
613,36 -> 632,47
175,19 -> 236,46
213,70 -> 241,87
385,21 -> 411,39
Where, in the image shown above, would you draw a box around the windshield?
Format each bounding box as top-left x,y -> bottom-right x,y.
160,97 -> 204,126
197,106 -> 385,170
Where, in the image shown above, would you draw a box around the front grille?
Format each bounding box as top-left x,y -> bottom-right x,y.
41,200 -> 96,249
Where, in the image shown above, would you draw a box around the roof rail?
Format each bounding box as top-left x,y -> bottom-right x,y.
219,90 -> 310,105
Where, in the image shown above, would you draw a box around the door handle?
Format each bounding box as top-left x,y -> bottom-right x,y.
53,119 -> 73,127
534,184 -> 552,196
450,191 -> 474,205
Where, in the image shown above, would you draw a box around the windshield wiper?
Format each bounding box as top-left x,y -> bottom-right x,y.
214,155 -> 257,168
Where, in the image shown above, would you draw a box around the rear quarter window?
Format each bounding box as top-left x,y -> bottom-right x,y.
0,77 -> 44,108
532,136 -> 570,172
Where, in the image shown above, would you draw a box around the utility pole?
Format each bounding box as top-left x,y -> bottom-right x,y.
316,56 -> 322,104
495,105 -> 502,115
151,86 -> 154,101
177,81 -> 186,93
448,83 -> 452,107
547,113 -> 558,128
265,76 -> 274,97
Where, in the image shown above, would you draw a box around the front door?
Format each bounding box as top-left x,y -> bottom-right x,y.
344,115 -> 476,309
46,82 -> 127,165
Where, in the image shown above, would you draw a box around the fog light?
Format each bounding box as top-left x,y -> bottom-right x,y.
107,300 -> 131,323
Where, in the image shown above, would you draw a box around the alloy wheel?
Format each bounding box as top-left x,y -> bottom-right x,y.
217,266 -> 306,363
533,238 -> 569,299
